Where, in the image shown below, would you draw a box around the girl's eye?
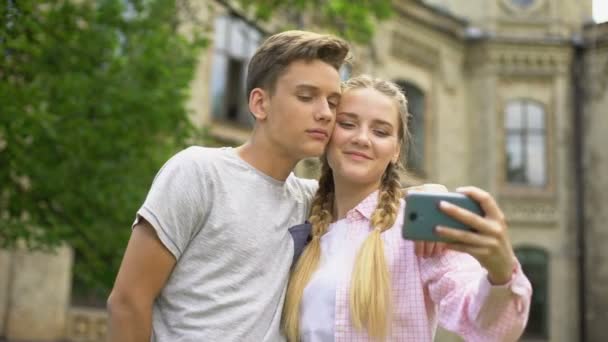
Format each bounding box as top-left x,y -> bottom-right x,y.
338,121 -> 355,128
374,130 -> 390,137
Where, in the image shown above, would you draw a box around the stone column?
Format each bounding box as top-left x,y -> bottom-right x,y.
5,244 -> 73,341
0,249 -> 11,337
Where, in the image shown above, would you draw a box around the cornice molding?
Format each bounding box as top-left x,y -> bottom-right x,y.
390,30 -> 440,70
501,199 -> 558,225
467,44 -> 572,76
392,0 -> 468,40
499,0 -> 547,18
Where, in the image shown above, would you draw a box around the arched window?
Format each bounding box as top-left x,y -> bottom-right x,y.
504,100 -> 547,187
210,15 -> 261,127
395,81 -> 425,175
514,246 -> 549,338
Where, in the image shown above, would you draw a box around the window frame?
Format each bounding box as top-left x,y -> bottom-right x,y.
514,246 -> 550,340
394,80 -> 427,178
500,98 -> 553,198
209,14 -> 262,129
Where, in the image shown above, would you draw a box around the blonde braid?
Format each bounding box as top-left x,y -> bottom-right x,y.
349,162 -> 403,339
370,162 -> 403,230
282,160 -> 334,341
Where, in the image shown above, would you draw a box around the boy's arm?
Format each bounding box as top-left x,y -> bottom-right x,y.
107,218 -> 176,342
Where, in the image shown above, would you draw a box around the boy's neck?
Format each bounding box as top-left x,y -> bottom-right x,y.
236,139 -> 299,182
332,179 -> 381,220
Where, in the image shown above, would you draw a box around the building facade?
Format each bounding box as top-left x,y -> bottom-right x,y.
186,0 -> 606,341
0,1 -> 606,341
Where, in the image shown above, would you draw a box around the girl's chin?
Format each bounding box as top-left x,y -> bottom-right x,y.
335,172 -> 379,186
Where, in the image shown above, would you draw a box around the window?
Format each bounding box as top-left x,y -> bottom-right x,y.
395,81 -> 425,175
504,100 -> 547,187
510,0 -> 535,8
515,247 -> 549,339
339,64 -> 352,81
210,15 -> 261,127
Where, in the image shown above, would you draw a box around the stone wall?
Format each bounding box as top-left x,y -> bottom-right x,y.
0,244 -> 73,341
0,250 -> 11,336
582,22 -> 608,342
67,307 -> 107,342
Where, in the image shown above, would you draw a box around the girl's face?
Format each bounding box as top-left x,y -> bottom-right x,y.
327,87 -> 401,188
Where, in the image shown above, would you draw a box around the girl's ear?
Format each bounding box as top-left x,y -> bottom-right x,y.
392,144 -> 401,164
249,88 -> 268,121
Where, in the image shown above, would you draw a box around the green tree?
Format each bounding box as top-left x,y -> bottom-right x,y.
0,0 -> 391,301
237,0 -> 392,43
1,0 -> 209,301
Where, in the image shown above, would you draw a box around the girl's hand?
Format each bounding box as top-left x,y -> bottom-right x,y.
435,186 -> 516,285
404,183 -> 448,258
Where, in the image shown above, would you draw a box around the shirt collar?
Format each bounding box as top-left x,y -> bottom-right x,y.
345,190 -> 380,222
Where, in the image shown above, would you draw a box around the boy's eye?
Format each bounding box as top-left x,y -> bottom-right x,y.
297,95 -> 313,102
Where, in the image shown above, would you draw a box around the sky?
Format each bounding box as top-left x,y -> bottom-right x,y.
594,0 -> 608,23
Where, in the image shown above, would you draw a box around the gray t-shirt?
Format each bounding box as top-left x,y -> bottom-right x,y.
134,146 -> 318,342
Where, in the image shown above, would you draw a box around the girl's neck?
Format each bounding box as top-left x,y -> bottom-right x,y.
332,178 -> 381,220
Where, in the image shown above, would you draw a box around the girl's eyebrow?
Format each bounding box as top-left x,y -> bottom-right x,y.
337,112 -> 394,128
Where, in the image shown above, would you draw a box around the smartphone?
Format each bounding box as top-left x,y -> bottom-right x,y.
402,191 -> 484,242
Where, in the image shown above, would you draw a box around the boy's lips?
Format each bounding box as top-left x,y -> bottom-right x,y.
306,128 -> 329,140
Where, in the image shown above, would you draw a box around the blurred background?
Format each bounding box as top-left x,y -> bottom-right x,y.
1,0 -> 607,341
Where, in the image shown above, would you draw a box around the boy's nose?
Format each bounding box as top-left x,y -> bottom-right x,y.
314,101 -> 334,123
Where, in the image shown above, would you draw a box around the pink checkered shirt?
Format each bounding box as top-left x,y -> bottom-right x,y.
330,191 -> 532,341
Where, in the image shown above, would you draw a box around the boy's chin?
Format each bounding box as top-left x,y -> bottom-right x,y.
299,146 -> 326,159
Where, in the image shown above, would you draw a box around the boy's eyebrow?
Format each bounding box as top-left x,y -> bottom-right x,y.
337,112 -> 359,120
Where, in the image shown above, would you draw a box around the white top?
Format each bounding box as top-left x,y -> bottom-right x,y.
300,219 -> 369,341
134,147 -> 318,342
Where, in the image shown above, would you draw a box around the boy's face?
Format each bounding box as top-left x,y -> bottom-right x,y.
260,59 -> 341,161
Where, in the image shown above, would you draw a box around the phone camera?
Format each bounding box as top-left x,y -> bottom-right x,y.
409,212 -> 418,221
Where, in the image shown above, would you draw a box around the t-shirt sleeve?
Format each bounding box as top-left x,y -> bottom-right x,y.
300,178 -> 319,207
132,147 -> 207,260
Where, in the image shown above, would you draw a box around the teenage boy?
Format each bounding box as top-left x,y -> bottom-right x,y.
108,30 -> 348,342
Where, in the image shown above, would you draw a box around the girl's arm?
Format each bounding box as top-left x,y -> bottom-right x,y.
421,186 -> 532,341
420,250 -> 531,341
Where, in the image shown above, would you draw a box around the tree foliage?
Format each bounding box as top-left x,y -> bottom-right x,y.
0,0 -> 391,300
238,0 -> 392,43
1,0 -> 208,300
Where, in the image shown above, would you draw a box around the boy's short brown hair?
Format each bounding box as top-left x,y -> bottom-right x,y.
246,30 -> 350,98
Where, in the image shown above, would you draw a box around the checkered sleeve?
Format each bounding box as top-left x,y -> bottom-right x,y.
420,251 -> 532,341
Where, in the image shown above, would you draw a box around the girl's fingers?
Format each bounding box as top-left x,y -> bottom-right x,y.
456,186 -> 505,222
445,243 -> 490,257
424,241 -> 434,258
435,226 -> 498,247
439,201 -> 497,235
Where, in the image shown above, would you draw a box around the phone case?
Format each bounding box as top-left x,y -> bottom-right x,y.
402,191 -> 484,242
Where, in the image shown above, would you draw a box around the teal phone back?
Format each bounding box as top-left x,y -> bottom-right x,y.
402,191 -> 483,242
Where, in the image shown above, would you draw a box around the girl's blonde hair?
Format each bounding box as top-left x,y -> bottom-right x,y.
282,75 -> 411,341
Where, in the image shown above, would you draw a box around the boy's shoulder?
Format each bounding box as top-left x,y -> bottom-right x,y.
168,146 -> 233,169
286,174 -> 319,203
175,145 -> 229,160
